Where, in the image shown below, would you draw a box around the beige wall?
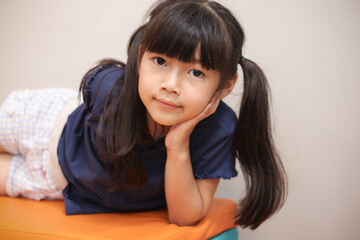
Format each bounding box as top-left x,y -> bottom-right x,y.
1,0 -> 359,239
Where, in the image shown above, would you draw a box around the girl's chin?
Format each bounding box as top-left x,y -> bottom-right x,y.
147,113 -> 175,129
152,118 -> 176,127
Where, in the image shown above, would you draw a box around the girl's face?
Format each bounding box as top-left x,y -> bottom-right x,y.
138,49 -> 221,131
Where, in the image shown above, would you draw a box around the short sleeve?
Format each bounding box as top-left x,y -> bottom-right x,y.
79,65 -> 124,134
189,101 -> 238,180
82,65 -> 124,114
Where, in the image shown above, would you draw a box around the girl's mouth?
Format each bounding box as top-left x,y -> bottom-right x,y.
154,98 -> 180,110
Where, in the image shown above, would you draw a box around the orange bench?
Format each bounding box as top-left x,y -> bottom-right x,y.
0,197 -> 238,239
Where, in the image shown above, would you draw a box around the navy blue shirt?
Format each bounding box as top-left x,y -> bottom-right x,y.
58,65 -> 238,215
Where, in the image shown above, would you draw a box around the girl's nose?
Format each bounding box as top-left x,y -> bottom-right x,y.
161,70 -> 181,95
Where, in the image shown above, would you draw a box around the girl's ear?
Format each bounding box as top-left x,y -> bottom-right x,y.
220,74 -> 238,99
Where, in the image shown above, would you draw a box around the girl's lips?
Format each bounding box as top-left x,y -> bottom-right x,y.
155,98 -> 180,110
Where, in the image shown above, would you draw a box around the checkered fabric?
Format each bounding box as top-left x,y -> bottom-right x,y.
0,88 -> 78,200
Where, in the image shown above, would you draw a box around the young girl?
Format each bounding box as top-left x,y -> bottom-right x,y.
0,0 -> 287,229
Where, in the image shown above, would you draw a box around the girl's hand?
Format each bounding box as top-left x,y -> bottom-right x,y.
165,96 -> 221,153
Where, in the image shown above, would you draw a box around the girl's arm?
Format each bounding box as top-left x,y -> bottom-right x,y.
165,151 -> 220,226
164,100 -> 220,226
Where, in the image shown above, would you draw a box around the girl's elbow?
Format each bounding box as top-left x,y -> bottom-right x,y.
168,212 -> 205,226
169,217 -> 198,227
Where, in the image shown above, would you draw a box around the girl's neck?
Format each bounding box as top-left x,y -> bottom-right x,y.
146,112 -> 170,139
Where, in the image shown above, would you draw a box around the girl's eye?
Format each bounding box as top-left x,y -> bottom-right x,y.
153,57 -> 167,66
189,69 -> 204,78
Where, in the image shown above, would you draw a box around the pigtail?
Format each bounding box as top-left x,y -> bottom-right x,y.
234,57 -> 287,229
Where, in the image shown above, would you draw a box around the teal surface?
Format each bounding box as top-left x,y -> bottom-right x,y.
209,228 -> 238,240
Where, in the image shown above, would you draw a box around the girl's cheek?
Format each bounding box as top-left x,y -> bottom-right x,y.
186,93 -> 210,112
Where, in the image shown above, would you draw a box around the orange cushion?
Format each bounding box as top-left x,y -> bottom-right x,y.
0,197 -> 237,240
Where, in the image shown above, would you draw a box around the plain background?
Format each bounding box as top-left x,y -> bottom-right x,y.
0,0 -> 359,239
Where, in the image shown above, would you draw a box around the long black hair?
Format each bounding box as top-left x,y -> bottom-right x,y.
80,0 -> 287,230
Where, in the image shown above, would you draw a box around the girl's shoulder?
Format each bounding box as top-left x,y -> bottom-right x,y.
82,63 -> 125,111
84,63 -> 124,89
191,101 -> 237,145
206,101 -> 237,136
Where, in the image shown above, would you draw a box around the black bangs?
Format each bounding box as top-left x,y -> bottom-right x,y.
141,2 -> 231,71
